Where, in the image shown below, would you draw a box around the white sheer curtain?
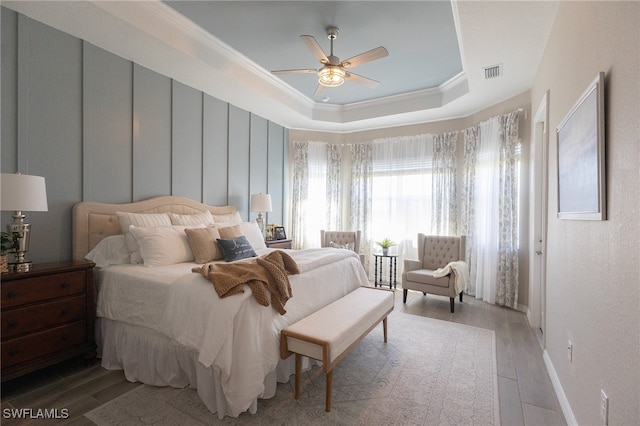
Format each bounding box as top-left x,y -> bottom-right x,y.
326,144 -> 342,231
462,111 -> 521,307
370,135 -> 434,278
469,120 -> 501,303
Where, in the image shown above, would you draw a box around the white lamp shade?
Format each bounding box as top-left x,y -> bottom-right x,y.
251,193 -> 272,213
1,173 -> 48,212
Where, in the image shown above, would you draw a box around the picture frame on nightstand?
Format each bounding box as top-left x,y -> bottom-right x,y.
274,226 -> 287,240
265,224 -> 275,241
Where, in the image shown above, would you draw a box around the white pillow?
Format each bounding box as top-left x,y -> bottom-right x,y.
239,222 -> 267,250
211,211 -> 243,224
116,212 -> 172,264
84,235 -> 130,268
168,211 -> 214,226
128,225 -> 196,267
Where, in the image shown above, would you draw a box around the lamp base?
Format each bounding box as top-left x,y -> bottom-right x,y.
256,213 -> 265,235
9,261 -> 32,273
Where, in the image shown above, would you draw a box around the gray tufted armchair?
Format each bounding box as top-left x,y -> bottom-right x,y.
320,230 -> 364,264
402,234 -> 467,312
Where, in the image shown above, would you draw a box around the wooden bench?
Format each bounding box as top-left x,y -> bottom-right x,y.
280,286 -> 394,411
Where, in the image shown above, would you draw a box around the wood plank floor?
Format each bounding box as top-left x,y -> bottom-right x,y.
1,290 -> 567,425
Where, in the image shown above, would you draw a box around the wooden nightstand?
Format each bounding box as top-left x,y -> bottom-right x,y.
265,239 -> 292,249
1,260 -> 96,382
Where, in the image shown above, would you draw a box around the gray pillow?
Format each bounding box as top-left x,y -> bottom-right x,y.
216,236 -> 257,262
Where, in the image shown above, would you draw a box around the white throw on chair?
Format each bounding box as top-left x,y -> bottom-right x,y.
402,234 -> 468,313
320,230 -> 364,264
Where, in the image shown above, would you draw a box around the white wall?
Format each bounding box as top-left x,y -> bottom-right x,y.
531,2 -> 639,424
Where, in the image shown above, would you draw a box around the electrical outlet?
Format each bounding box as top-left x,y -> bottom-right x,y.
567,341 -> 573,362
600,389 -> 609,425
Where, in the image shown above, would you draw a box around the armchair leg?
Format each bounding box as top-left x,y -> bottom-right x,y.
403,289 -> 408,303
460,292 -> 463,302
450,297 -> 455,313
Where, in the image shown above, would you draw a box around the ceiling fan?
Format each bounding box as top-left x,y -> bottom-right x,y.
271,27 -> 389,97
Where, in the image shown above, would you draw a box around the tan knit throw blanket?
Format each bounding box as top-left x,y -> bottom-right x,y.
194,250 -> 300,314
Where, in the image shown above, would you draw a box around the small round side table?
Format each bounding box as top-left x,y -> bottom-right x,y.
373,253 -> 398,289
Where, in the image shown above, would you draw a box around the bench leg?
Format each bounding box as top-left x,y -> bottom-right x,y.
294,353 -> 301,399
326,369 -> 333,412
383,317 -> 388,343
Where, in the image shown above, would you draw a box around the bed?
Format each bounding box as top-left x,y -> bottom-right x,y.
72,196 -> 369,418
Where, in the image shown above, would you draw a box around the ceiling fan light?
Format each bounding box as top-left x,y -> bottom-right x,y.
318,65 -> 345,87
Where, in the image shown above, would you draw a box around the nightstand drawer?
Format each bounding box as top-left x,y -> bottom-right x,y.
1,271 -> 87,308
2,295 -> 87,339
1,321 -> 87,368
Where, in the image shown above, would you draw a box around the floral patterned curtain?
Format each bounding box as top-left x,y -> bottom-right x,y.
496,111 -> 521,307
432,132 -> 458,236
350,143 -> 373,272
461,126 -> 479,296
290,142 -> 308,249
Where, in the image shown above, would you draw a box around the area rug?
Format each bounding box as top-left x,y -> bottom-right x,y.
85,312 -> 499,425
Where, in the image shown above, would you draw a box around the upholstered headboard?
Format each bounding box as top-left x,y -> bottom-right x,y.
72,196 -> 239,261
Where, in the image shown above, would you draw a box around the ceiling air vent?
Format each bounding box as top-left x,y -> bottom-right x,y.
483,64 -> 503,79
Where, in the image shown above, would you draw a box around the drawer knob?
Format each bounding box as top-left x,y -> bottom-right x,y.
8,318 -> 18,328
7,290 -> 17,298
60,282 -> 70,289
9,349 -> 18,357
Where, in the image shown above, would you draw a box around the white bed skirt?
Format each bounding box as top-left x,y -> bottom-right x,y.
96,317 -> 315,419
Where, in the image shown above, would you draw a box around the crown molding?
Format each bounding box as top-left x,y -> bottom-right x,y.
2,0 -> 470,131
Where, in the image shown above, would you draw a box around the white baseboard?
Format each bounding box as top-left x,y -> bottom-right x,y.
543,349 -> 577,426
516,303 -> 527,314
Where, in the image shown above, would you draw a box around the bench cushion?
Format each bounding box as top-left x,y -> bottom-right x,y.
282,287 -> 393,365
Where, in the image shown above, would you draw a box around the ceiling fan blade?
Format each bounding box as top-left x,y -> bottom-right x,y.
314,84 -> 327,97
345,71 -> 380,88
341,46 -> 389,68
271,69 -> 318,75
300,35 -> 329,64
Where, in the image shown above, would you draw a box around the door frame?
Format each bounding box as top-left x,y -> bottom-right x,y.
528,91 -> 549,344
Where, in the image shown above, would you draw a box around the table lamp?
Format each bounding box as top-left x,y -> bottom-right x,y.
250,193 -> 272,235
1,173 -> 48,272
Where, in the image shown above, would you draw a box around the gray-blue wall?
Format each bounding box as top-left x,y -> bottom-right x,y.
1,9 -> 289,263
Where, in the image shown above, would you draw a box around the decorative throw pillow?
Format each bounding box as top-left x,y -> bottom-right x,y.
116,212 -> 172,264
329,240 -> 355,251
218,224 -> 242,239
239,222 -> 267,250
168,211 -> 214,226
184,226 -> 223,264
128,225 -> 195,267
216,236 -> 257,262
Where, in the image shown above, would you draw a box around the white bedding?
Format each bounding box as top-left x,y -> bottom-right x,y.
95,247 -> 369,418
